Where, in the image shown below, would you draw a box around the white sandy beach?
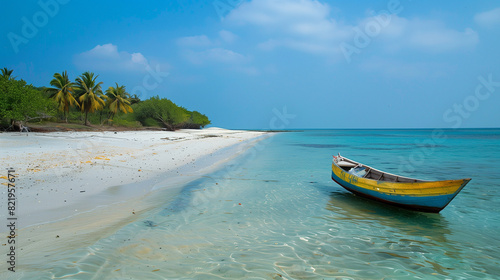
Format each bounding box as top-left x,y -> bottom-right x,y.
0,128 -> 267,273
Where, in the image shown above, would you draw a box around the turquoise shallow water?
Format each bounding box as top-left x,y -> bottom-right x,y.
18,129 -> 500,279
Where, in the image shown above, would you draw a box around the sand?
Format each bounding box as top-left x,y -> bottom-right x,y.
0,128 -> 267,272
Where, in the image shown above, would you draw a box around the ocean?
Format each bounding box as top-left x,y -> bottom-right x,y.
20,129 -> 500,279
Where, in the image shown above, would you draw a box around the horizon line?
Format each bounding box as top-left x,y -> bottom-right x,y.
230,127 -> 500,131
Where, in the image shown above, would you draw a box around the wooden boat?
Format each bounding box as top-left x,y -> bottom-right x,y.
331,154 -> 471,213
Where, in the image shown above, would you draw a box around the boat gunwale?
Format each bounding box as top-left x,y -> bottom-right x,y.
334,155 -> 441,184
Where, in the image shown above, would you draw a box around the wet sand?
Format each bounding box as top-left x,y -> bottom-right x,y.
0,128 -> 267,274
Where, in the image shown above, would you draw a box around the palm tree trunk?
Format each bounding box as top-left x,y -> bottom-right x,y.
84,111 -> 89,126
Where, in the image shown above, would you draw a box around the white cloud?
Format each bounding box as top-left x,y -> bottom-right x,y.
474,7 -> 500,28
257,39 -> 280,51
131,53 -> 148,64
219,30 -> 237,43
409,26 -> 478,52
176,35 -> 212,47
233,66 -> 260,76
74,43 -> 149,72
177,33 -> 248,66
227,0 -> 351,55
185,48 -> 248,65
226,0 -> 479,57
359,57 -> 452,79
228,0 -> 331,28
178,31 -> 237,47
86,44 -> 120,58
378,16 -> 479,52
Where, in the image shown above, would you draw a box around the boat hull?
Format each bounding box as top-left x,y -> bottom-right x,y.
331,163 -> 470,213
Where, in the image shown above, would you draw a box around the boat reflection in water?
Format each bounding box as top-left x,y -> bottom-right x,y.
322,190 -> 464,276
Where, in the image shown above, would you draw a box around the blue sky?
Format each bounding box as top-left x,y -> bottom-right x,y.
1,0 -> 499,129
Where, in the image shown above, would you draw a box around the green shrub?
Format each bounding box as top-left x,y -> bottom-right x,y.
141,117 -> 161,127
111,118 -> 142,128
0,77 -> 52,126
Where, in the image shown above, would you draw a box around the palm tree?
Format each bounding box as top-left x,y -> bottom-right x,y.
105,83 -> 133,120
129,94 -> 141,105
74,72 -> 105,125
45,71 -> 79,122
1,68 -> 14,80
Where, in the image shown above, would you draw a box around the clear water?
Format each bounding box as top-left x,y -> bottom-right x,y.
16,130 -> 500,279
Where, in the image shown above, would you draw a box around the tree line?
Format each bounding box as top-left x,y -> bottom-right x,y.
0,68 -> 210,131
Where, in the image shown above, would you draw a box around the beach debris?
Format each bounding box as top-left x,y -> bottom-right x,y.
152,269 -> 160,272
94,156 -> 110,160
238,203 -> 242,205
56,235 -> 59,238
80,190 -> 85,193
202,134 -> 220,138
143,220 -> 157,227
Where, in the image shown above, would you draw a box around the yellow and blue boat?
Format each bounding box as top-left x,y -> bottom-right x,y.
331,154 -> 471,213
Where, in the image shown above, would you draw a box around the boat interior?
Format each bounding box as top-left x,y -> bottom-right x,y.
335,156 -> 423,183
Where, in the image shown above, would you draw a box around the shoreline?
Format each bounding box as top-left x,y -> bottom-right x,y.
0,128 -> 269,273
0,128 -> 269,269
0,128 -> 267,229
